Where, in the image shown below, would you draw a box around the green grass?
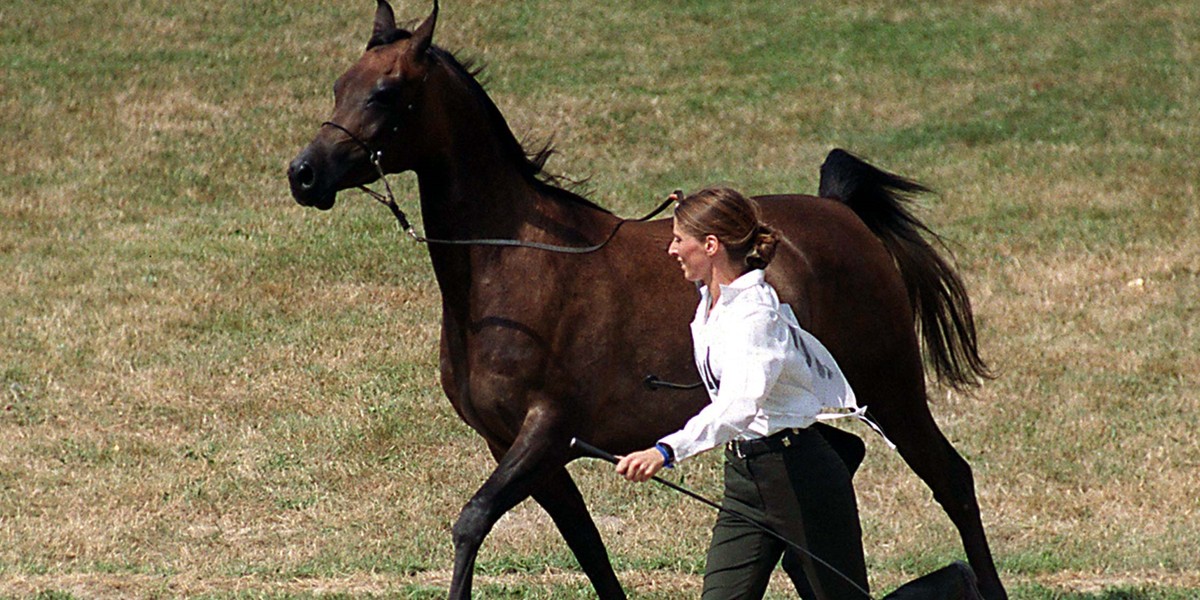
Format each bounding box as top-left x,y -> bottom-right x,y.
2,0 -> 1198,597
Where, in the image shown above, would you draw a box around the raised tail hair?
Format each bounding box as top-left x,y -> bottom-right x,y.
819,148 -> 993,389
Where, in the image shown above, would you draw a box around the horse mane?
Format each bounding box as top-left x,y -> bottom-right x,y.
430,45 -> 612,215
366,24 -> 610,214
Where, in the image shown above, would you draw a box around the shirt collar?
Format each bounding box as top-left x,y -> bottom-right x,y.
700,269 -> 766,306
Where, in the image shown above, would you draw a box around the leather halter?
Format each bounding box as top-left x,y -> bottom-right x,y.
319,120 -> 674,254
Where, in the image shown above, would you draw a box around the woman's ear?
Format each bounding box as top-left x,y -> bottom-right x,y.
704,235 -> 720,256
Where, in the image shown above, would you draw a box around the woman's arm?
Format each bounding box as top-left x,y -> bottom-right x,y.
618,307 -> 789,481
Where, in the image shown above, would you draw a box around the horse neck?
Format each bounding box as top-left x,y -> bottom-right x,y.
415,167 -> 606,328
408,72 -> 615,309
413,70 -> 600,233
414,155 -> 539,240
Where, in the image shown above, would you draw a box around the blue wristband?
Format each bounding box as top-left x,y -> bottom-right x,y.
655,443 -> 675,469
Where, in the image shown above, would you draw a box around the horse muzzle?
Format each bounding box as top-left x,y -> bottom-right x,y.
287,153 -> 338,210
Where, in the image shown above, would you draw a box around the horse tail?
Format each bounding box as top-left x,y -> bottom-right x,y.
818,148 -> 993,389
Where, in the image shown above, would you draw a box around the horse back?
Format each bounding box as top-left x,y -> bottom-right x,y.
756,194 -> 925,406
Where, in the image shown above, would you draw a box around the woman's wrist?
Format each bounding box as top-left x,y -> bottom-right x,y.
654,442 -> 675,468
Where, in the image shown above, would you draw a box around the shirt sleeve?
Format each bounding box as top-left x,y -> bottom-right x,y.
659,306 -> 789,463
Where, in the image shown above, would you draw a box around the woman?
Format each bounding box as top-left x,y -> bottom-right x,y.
617,187 -> 980,600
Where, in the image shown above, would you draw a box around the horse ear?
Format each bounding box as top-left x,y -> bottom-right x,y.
406,0 -> 438,62
370,0 -> 397,47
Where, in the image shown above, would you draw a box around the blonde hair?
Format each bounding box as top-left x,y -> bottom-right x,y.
673,187 -> 778,270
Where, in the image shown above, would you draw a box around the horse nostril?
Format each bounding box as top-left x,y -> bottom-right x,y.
291,161 -> 316,190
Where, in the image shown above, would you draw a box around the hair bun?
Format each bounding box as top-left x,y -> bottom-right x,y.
741,226 -> 773,269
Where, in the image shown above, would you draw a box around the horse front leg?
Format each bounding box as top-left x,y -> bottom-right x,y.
531,466 -> 626,599
447,408 -> 569,600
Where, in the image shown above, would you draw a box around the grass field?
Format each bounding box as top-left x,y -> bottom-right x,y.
2,0 -> 1198,598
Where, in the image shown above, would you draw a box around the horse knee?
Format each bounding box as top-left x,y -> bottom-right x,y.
452,498 -> 494,550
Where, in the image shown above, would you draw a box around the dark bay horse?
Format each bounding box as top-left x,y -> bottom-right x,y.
287,2 -> 1005,599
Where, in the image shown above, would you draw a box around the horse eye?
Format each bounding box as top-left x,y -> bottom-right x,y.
368,85 -> 402,107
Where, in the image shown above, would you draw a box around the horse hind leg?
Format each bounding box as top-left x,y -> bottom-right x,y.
873,398 -> 1007,600
531,466 -> 626,599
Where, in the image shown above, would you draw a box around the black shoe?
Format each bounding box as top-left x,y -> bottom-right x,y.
881,560 -> 983,600
951,561 -> 983,600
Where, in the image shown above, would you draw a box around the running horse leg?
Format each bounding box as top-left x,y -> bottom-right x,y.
530,466 -> 626,599
871,397 -> 1005,600
448,405 -> 624,599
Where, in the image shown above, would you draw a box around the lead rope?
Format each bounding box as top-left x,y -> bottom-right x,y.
321,120 -> 673,253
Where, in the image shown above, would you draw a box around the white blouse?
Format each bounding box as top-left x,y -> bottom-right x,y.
659,269 -> 868,463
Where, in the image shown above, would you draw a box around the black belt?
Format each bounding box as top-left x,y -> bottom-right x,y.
726,428 -> 806,459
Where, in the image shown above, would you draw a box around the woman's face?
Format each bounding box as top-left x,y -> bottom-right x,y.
668,220 -> 715,283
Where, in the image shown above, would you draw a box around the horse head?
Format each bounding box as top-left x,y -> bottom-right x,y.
288,0 -> 440,210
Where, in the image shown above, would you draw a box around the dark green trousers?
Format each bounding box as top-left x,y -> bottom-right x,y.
701,427 -> 869,600
700,427 -> 982,600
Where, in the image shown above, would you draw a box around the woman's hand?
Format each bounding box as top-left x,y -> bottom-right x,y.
616,447 -> 666,482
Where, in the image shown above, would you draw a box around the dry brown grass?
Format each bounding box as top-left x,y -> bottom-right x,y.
2,0 -> 1198,598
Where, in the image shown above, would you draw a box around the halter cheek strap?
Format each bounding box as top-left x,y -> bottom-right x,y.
320,120 -> 416,234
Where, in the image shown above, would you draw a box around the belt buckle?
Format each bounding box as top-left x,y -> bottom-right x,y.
728,440 -> 746,459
